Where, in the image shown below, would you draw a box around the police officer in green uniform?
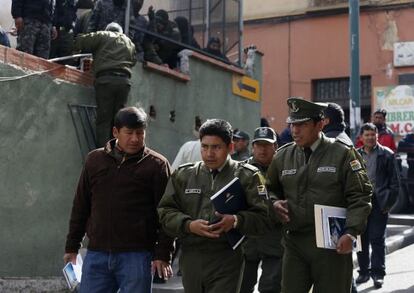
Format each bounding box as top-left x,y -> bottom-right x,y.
74,22 -> 136,147
267,97 -> 372,293
241,127 -> 283,293
158,119 -> 270,293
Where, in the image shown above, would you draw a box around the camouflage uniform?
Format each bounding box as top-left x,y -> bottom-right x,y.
11,0 -> 56,59
17,19 -> 52,59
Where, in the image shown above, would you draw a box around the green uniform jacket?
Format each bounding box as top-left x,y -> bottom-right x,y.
158,158 -> 270,251
243,157 -> 283,257
266,135 -> 372,237
74,30 -> 137,76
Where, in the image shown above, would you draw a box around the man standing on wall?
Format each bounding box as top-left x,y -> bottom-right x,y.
11,0 -> 57,58
355,123 -> 399,289
64,107 -> 174,293
74,22 -> 136,147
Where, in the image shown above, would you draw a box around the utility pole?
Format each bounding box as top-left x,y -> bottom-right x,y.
238,0 -> 244,67
349,0 -> 361,142
124,0 -> 131,36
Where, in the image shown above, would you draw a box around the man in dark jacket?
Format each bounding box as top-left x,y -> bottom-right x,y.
64,107 -> 174,293
323,102 -> 352,145
74,22 -> 136,147
143,8 -> 181,68
49,0 -> 78,62
11,0 -> 57,58
203,36 -> 229,62
356,123 -> 399,289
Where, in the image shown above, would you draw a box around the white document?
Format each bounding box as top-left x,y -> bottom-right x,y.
314,204 -> 362,252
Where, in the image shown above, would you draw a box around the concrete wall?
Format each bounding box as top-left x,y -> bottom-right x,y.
0,50 -> 262,278
244,7 -> 414,132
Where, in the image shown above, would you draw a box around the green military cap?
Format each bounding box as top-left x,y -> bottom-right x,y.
286,97 -> 328,123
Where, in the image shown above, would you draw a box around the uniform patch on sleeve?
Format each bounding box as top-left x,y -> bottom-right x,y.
257,184 -> 268,198
350,160 -> 362,171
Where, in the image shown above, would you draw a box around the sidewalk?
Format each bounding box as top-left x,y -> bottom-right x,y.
355,243 -> 414,292
154,225 -> 414,293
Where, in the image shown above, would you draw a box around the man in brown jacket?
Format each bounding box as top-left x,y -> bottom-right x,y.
64,107 -> 174,293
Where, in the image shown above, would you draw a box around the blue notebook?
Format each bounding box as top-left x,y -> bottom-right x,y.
210,177 -> 247,249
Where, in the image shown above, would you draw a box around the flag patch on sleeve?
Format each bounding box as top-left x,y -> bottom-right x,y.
350,160 -> 362,171
257,185 -> 268,198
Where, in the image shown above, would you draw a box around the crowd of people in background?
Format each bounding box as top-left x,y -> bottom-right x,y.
6,0 -> 230,69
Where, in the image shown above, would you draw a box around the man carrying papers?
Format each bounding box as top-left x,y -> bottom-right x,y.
267,98 -> 372,293
158,119 -> 270,293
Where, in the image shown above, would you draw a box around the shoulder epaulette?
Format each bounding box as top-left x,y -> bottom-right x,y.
241,162 -> 259,173
277,141 -> 294,151
177,162 -> 194,169
334,137 -> 353,148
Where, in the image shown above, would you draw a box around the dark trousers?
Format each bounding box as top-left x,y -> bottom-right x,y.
180,247 -> 244,293
357,198 -> 388,277
282,231 -> 352,293
50,29 -> 74,64
240,256 -> 282,293
94,76 -> 131,147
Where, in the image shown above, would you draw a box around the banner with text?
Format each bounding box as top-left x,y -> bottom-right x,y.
374,85 -> 414,135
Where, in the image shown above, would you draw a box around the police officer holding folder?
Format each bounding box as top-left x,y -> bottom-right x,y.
158,119 -> 270,293
267,97 -> 372,293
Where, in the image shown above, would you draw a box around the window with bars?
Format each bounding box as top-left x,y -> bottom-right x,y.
312,76 -> 371,108
68,104 -> 97,162
312,76 -> 372,123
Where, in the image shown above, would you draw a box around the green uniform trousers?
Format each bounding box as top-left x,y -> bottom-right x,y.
240,255 -> 282,293
282,231 -> 352,293
94,76 -> 131,147
180,246 -> 244,293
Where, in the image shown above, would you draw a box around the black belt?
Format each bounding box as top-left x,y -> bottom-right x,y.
96,70 -> 131,79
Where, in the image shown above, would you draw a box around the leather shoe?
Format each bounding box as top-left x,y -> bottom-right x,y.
372,276 -> 384,289
356,274 -> 370,284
